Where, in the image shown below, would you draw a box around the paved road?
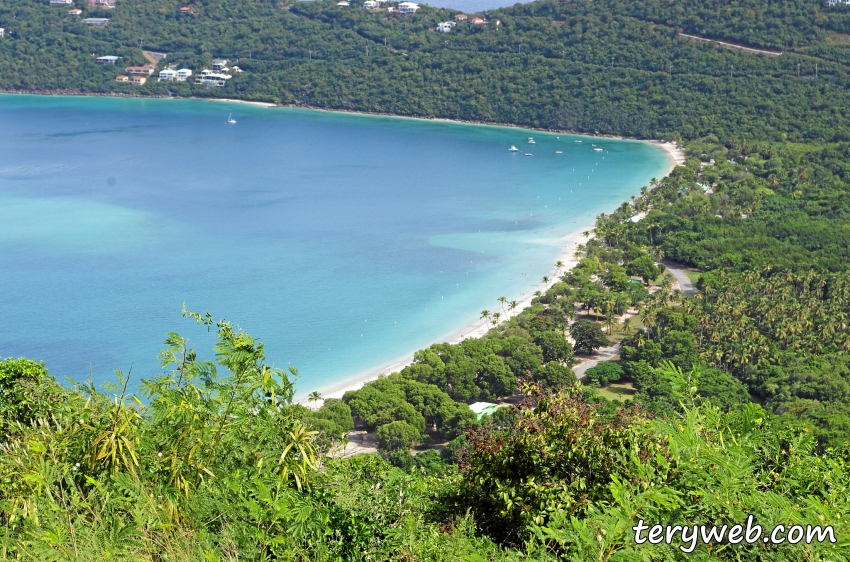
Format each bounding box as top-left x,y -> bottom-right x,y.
662,260 -> 697,297
573,343 -> 621,380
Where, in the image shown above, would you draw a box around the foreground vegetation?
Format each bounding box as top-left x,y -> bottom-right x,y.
3,0 -> 850,558
4,344 -> 849,560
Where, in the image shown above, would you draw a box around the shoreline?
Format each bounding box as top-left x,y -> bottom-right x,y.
0,90 -> 686,162
311,226 -> 596,403
305,144 -> 680,405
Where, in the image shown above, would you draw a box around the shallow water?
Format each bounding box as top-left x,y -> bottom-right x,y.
0,94 -> 670,397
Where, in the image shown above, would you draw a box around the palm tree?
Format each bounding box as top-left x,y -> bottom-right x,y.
492,312 -> 501,325
480,310 -> 491,329
555,260 -> 565,278
307,391 -> 322,410
509,300 -> 518,317
605,309 -> 616,335
622,317 -> 633,335
541,275 -> 550,289
497,296 -> 508,316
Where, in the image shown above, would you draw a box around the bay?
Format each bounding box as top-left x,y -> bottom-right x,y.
0,94 -> 670,398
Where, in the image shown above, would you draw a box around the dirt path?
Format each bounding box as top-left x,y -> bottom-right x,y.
142,51 -> 167,66
678,33 -> 782,56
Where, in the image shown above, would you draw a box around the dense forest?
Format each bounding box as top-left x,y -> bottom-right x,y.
2,0 -> 850,141
3,0 -> 850,559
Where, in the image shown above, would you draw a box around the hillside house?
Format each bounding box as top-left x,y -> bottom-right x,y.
471,17 -> 487,25
437,21 -> 455,32
82,18 -> 109,26
195,69 -> 231,87
825,0 -> 850,5
69,8 -> 82,14
398,1 -> 418,13
90,0 -> 116,8
114,74 -> 129,82
130,75 -> 147,85
50,0 -> 75,5
337,1 -> 350,5
96,55 -> 122,64
363,0 -> 377,7
158,68 -> 192,81
454,13 -> 467,20
211,59 -> 228,71
179,6 -> 191,12
0,29 -> 5,38
125,65 -> 155,76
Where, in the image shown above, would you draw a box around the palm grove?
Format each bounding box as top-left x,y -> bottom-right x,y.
2,0 -> 850,559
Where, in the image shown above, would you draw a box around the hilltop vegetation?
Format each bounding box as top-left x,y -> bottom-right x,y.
2,0 -> 850,141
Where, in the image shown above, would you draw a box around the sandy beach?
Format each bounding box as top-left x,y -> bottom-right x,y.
305,140 -> 683,405
212,98 -> 278,108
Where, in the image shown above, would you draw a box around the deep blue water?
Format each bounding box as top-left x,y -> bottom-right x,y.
0,95 -> 670,397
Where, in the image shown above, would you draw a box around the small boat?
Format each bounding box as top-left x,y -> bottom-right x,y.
574,140 -> 582,143
227,114 -> 236,124
528,139 -> 536,144
509,145 -> 519,152
524,153 -> 533,156
555,151 -> 563,154
593,147 -> 603,152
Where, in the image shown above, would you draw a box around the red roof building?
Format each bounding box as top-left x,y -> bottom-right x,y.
125,65 -> 155,76
454,13 -> 467,20
470,17 -> 487,25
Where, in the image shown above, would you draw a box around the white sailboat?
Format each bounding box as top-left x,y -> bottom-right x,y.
509,145 -> 519,151
227,114 -> 236,124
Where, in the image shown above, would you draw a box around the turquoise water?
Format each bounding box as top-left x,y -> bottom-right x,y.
0,94 -> 670,397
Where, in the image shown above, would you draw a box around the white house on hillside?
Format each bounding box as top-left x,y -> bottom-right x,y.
363,0 -> 377,7
398,1 -> 419,13
437,21 -> 455,32
158,68 -> 192,81
195,69 -> 231,87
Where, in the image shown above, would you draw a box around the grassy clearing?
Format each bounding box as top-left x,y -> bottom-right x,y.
683,269 -> 703,284
595,382 -> 636,402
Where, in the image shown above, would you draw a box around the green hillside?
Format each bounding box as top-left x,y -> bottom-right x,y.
1,0 -> 850,140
